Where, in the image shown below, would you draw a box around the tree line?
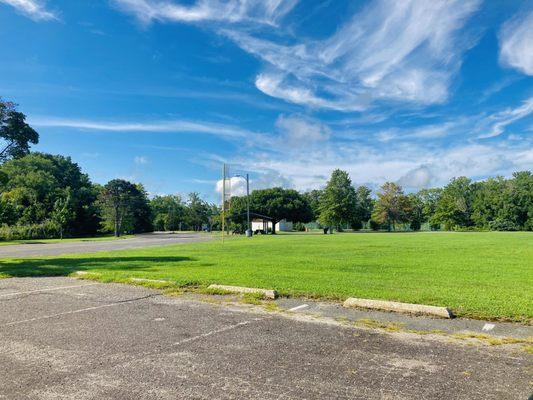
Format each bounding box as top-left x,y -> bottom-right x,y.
1,99 -> 531,240
0,151 -> 221,240
0,99 -> 217,240
229,169 -> 532,233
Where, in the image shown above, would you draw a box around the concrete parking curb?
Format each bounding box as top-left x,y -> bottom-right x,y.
208,284 -> 278,300
129,278 -> 170,284
343,297 -> 453,319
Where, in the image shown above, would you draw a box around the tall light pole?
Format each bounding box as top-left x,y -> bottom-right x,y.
235,173 -> 251,237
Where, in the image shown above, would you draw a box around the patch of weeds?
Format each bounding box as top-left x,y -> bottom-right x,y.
262,302 -> 280,312
451,332 -> 533,347
199,296 -> 226,306
354,318 -> 404,332
128,279 -> 176,290
197,287 -> 235,296
486,337 -> 526,346
335,316 -> 351,325
452,332 -> 491,341
241,292 -> 265,305
522,345 -> 533,354
163,288 -> 184,297
405,329 -> 447,336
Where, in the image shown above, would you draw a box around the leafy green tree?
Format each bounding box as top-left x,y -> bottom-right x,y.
227,195 -> 249,232
150,195 -> 185,231
407,193 -> 424,231
99,179 -> 151,236
51,191 -> 73,239
208,204 -> 221,231
416,188 -> 442,230
509,171 -> 533,230
0,153 -> 99,236
353,185 -> 373,229
371,182 -> 411,231
318,170 -> 357,231
0,100 -> 39,163
302,189 -> 323,221
186,192 -> 211,231
249,187 -> 313,234
471,177 -> 513,229
431,177 -> 474,230
131,184 -> 153,233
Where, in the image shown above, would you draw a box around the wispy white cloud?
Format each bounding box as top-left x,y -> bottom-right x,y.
29,116 -> 254,139
215,176 -> 247,196
81,152 -> 101,159
0,0 -> 57,21
375,120 -> 465,142
134,155 -> 149,165
113,0 -> 479,111
214,170 -> 292,196
478,97 -> 533,139
223,137 -> 533,193
205,97 -> 533,192
225,0 -> 480,110
112,0 -> 297,25
397,165 -> 433,189
499,9 -> 533,75
275,115 -> 330,147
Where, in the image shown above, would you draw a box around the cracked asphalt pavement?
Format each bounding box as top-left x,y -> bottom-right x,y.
0,277 -> 531,399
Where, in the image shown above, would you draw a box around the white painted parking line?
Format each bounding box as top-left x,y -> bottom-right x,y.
0,283 -> 100,298
1,295 -> 154,327
288,304 -> 309,312
173,317 -> 265,347
482,323 -> 495,331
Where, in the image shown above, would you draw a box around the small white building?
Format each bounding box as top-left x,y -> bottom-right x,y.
251,219 -> 293,232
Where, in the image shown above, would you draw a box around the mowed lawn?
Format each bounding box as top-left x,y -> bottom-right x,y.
1,232 -> 531,322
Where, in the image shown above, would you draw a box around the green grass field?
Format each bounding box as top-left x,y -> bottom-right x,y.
0,232 -> 531,322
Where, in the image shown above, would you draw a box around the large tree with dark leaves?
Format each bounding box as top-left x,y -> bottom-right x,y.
0,99 -> 39,163
318,170 -> 358,231
99,179 -> 152,236
0,153 -> 99,236
248,187 -> 313,234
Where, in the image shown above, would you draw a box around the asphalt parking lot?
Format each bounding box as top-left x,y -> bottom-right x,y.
0,277 -> 531,400
0,232 -> 212,258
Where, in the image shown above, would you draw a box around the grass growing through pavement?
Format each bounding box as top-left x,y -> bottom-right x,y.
0,232 -> 531,322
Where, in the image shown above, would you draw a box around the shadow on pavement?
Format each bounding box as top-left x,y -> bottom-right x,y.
0,256 -> 195,278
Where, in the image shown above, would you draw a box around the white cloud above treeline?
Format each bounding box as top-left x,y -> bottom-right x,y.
111,0 -> 297,25
0,0 -> 57,21
114,0 -> 482,111
499,9 -> 533,75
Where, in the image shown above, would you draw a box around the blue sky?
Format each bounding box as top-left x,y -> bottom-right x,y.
1,0 -> 532,201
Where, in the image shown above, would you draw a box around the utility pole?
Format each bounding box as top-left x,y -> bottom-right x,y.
221,164 -> 225,243
246,173 -> 251,237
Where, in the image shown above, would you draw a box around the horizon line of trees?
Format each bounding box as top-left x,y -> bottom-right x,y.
228,169 -> 533,233
0,151 -> 219,240
1,98 -> 532,240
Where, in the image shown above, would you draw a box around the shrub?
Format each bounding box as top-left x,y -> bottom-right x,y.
293,222 -> 306,232
0,221 -> 60,241
369,220 -> 381,231
488,219 -> 519,231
